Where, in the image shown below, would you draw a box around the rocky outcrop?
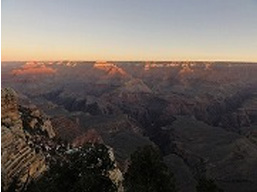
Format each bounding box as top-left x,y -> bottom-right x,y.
19,106 -> 56,139
1,125 -> 46,190
108,147 -> 124,192
1,88 -> 20,124
1,88 -> 56,191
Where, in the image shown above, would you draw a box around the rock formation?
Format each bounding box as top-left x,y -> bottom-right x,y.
108,147 -> 124,192
1,88 -> 55,191
94,61 -> 128,77
11,62 -> 56,75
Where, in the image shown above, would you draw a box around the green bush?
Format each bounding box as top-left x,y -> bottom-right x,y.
26,143 -> 117,192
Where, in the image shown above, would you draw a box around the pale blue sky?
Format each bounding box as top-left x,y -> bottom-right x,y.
2,0 -> 257,61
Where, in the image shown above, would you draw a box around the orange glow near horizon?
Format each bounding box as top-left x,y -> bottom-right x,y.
2,47 -> 257,62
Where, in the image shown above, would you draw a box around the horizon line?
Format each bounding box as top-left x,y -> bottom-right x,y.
2,60 -> 257,63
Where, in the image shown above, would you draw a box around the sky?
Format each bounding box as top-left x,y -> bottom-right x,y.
2,0 -> 257,61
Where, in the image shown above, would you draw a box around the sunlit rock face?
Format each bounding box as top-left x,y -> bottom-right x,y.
1,88 -> 56,191
11,61 -> 56,75
94,61 -> 128,77
108,147 -> 124,192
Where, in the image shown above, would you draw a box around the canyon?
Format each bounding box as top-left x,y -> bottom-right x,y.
2,61 -> 257,192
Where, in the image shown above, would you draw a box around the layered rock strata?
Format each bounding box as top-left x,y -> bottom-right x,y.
1,88 -> 55,191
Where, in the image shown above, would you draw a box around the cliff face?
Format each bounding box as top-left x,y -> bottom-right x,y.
1,88 -> 125,191
1,88 -> 55,191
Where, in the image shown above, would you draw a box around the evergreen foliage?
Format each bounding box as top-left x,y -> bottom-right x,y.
26,143 -> 117,192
